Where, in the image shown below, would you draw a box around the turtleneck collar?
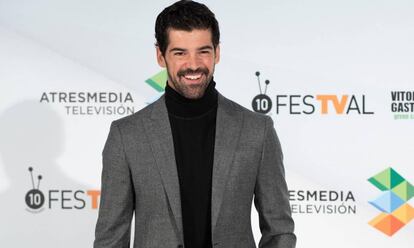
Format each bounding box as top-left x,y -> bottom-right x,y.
165,78 -> 218,118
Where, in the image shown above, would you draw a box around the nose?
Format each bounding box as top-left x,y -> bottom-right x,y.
186,52 -> 201,70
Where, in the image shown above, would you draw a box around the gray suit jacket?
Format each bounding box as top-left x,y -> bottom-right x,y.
94,93 -> 296,248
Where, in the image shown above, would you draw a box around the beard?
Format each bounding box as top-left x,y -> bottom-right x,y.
166,65 -> 214,99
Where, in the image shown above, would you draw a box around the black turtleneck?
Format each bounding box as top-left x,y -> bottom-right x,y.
165,80 -> 218,248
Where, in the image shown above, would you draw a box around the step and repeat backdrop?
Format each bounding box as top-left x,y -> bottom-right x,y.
0,0 -> 413,247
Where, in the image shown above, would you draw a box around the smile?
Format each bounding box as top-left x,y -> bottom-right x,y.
184,74 -> 202,80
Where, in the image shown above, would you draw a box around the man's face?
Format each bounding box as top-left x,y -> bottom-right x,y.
156,28 -> 220,99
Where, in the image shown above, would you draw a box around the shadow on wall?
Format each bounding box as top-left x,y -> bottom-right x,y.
0,100 -> 98,248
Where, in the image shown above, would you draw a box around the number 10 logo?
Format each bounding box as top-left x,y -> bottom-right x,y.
25,167 -> 45,211
252,71 -> 272,114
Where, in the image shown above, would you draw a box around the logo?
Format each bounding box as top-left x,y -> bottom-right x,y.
289,189 -> 357,215
40,91 -> 135,116
25,167 -> 101,214
145,70 -> 168,92
25,167 -> 45,212
368,167 -> 414,236
251,71 -> 272,114
250,71 -> 375,115
390,91 -> 414,120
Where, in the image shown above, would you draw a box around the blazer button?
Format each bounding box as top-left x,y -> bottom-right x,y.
177,245 -> 183,248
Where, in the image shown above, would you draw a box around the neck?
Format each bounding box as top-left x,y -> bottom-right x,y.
165,79 -> 218,118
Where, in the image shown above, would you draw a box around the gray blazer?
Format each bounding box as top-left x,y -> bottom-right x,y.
94,93 -> 296,248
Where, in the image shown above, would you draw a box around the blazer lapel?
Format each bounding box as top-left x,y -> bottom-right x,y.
142,95 -> 183,241
211,93 -> 243,233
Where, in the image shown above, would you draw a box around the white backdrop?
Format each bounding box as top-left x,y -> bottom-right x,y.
0,0 -> 413,247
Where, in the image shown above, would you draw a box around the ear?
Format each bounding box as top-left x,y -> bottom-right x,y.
156,46 -> 166,68
214,44 -> 220,64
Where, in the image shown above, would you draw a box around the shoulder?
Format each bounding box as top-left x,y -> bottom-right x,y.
219,93 -> 275,151
219,93 -> 272,127
110,95 -> 163,129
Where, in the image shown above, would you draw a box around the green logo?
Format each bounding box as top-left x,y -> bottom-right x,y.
368,167 -> 414,236
145,70 -> 167,92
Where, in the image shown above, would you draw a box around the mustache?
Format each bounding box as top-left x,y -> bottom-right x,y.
177,68 -> 209,77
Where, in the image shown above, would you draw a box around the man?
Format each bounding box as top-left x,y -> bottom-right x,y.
94,1 -> 296,248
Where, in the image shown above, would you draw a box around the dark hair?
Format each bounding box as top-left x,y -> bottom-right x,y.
155,0 -> 220,56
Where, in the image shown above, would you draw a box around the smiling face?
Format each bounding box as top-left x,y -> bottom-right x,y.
156,28 -> 220,99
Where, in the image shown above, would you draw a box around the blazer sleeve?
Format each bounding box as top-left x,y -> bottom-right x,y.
254,116 -> 297,248
94,121 -> 134,248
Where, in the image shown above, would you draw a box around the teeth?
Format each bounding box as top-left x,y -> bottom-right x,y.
184,74 -> 202,80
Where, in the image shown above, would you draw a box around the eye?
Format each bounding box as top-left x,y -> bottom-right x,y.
200,50 -> 211,54
174,52 -> 184,56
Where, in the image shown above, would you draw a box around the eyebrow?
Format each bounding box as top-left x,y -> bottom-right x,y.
198,45 -> 214,51
169,48 -> 186,53
169,45 -> 214,53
